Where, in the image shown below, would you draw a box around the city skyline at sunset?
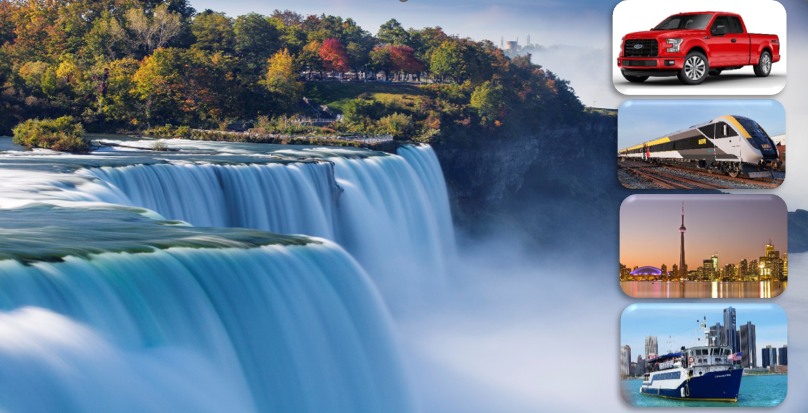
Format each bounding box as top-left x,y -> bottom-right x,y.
620,195 -> 787,270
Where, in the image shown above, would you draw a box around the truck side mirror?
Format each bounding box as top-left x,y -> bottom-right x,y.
712,24 -> 727,35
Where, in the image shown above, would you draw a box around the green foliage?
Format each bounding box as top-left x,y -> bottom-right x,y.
191,10 -> 235,53
343,98 -> 386,123
470,81 -> 504,123
0,1 -> 586,145
12,116 -> 90,152
377,113 -> 415,140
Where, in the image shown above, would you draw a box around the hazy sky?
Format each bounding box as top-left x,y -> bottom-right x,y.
620,195 -> 787,269
622,304 -> 787,362
618,100 -> 786,149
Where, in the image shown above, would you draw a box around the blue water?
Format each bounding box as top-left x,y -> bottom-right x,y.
621,375 -> 787,407
0,142 -> 453,412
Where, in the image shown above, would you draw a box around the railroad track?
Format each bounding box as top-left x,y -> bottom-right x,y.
662,164 -> 782,189
644,168 -> 733,190
626,167 -> 689,189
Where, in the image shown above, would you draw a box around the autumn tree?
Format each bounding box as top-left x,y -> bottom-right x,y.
319,38 -> 349,76
390,46 -> 423,81
430,41 -> 464,83
261,49 -> 302,110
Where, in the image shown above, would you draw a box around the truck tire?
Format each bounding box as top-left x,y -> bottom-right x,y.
623,74 -> 649,83
677,51 -> 708,85
754,51 -> 772,77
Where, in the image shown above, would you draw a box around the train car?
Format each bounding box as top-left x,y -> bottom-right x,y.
618,116 -> 780,177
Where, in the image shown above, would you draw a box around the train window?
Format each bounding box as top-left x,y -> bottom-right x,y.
715,122 -> 737,139
699,124 -> 715,139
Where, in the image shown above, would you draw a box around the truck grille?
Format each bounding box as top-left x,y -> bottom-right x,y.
624,39 -> 658,57
623,60 -> 658,67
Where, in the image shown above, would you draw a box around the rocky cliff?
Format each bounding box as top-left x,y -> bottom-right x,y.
433,114 -> 625,250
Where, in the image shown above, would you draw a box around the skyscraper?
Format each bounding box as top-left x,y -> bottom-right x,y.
645,336 -> 658,358
709,323 -> 722,346
740,322 -> 757,368
779,345 -> 788,366
621,345 -> 631,376
762,345 -> 778,369
723,306 -> 739,353
679,203 -> 686,279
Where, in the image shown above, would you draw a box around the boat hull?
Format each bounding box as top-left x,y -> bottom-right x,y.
640,369 -> 743,402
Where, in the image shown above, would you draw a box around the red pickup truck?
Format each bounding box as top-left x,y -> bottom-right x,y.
617,12 -> 780,85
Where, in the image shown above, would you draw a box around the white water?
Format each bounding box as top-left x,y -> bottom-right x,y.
0,142 -> 453,412
75,145 -> 455,298
0,243 -> 414,413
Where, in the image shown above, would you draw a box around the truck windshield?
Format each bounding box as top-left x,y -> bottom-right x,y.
734,116 -> 777,154
654,14 -> 713,30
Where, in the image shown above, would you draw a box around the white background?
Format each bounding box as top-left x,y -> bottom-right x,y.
612,0 -> 787,95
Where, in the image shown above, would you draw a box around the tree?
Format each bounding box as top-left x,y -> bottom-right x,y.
369,46 -> 393,80
319,38 -> 349,75
470,81 -> 504,124
190,10 -> 235,53
430,41 -> 465,83
271,9 -> 304,27
261,49 -> 302,110
390,46 -> 423,81
346,41 -> 371,78
110,5 -> 183,56
377,19 -> 409,45
298,40 -> 323,79
234,13 -> 282,74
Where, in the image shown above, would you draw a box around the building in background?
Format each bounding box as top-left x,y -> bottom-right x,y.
645,336 -> 658,359
762,345 -> 778,369
779,345 -> 788,366
723,306 -> 739,353
635,355 -> 646,375
740,322 -> 757,368
709,323 -> 722,346
621,345 -> 631,376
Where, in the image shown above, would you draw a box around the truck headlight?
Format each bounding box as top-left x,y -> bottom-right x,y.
666,38 -> 683,53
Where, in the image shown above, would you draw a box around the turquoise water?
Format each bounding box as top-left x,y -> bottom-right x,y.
621,375 -> 787,407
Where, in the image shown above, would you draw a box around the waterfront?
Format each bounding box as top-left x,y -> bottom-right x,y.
621,281 -> 787,298
621,374 -> 787,407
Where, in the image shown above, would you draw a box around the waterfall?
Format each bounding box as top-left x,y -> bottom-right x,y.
0,239 -> 414,413
76,145 -> 455,297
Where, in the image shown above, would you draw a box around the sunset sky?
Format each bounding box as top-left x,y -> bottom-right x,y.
620,195 -> 787,270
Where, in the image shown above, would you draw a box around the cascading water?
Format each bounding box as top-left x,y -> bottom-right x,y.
0,206 -> 414,413
75,144 -> 455,298
0,139 -> 454,412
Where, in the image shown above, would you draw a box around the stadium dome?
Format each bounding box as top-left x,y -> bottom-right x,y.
630,266 -> 663,276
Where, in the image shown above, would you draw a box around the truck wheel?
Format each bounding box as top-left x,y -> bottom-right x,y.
623,74 -> 649,83
677,52 -> 708,85
754,51 -> 772,77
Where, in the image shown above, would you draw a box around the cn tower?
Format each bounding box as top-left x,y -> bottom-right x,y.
679,202 -> 686,279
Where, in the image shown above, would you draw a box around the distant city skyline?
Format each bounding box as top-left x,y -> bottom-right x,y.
622,304 -> 787,369
620,195 -> 787,270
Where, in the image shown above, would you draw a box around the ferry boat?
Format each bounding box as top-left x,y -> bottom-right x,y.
639,319 -> 743,402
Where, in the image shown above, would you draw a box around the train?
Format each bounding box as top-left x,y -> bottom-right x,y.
618,115 -> 780,177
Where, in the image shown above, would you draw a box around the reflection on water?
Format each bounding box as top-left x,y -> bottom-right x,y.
620,281 -> 787,298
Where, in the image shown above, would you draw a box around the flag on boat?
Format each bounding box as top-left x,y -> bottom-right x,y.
728,352 -> 743,361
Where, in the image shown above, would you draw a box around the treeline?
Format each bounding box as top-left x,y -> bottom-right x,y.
0,0 -> 585,142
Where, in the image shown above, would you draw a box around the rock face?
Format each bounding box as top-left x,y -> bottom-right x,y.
433,114 -> 625,249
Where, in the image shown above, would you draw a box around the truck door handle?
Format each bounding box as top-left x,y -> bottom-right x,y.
731,39 -> 737,43
704,36 -> 710,39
